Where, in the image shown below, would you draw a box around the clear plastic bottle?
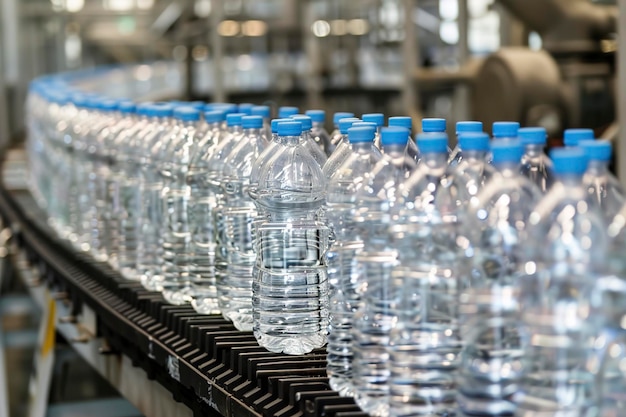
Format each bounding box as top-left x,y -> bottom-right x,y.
187,109 -> 228,314
351,127 -> 418,415
278,106 -> 299,118
207,113 -> 247,308
305,110 -> 331,155
322,118 -> 361,179
579,140 -> 625,222
251,120 -> 330,355
457,139 -> 542,417
291,114 -> 328,168
329,112 -> 356,154
219,115 -> 268,330
448,121 -> 483,167
450,132 -> 497,204
388,133 -> 467,417
114,102 -> 153,279
518,127 -> 554,193
389,116 -> 419,162
516,147 -> 606,417
160,107 -> 206,305
252,105 -> 271,139
326,125 -> 382,396
564,128 -> 594,147
492,122 -> 520,140
362,113 -> 384,148
137,103 -> 176,289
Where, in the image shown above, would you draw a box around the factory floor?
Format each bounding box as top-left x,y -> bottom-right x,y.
1,270 -> 143,417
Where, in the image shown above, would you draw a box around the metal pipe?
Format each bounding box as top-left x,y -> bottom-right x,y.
402,0 -> 421,122
617,0 -> 626,184
210,0 -> 225,103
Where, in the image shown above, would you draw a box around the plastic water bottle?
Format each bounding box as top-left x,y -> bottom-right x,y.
516,147 -> 606,416
579,140 -> 625,221
449,121 -> 484,166
137,103 -> 176,289
322,118 -> 361,178
218,115 -> 268,330
350,126 -> 417,415
305,109 -> 331,155
596,207 -> 626,416
457,139 -> 542,417
326,125 -> 382,396
564,128 -> 594,147
291,114 -> 328,167
518,127 -> 554,193
389,116 -> 419,162
207,113 -> 247,307
252,105 -> 271,139
492,122 -> 520,140
362,113 -> 384,148
450,132 -> 497,203
278,106 -> 299,118
251,120 -> 330,355
159,107 -> 206,305
187,109 -> 228,315
329,112 -> 356,154
388,133 -> 466,417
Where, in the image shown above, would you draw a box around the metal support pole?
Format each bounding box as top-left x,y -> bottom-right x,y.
618,0 -> 626,184
453,0 -> 470,125
0,0 -> 17,149
402,0 -> 422,123
210,0 -> 225,103
303,1 -> 323,109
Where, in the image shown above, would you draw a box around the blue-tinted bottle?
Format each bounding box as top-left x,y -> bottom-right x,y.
449,121 -> 483,166
518,127 -> 554,193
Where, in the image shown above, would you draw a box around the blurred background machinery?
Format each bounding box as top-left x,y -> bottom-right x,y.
0,0 -> 621,154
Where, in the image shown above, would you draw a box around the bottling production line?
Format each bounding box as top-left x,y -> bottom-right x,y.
1,1 -> 626,417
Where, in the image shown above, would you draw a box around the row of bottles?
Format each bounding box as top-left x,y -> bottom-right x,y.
25,77 -> 626,417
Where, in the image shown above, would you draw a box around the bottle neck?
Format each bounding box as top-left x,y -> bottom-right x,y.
312,121 -> 324,130
555,173 -> 584,186
382,144 -> 406,155
351,141 -> 373,151
228,125 -> 243,134
524,143 -> 545,156
282,134 -> 301,145
493,161 -> 521,173
463,149 -> 488,161
244,127 -> 262,137
586,160 -> 610,176
420,152 -> 448,166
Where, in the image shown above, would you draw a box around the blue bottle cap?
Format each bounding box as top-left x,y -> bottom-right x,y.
238,103 -> 254,115
290,115 -> 312,131
277,121 -> 302,136
271,118 -> 293,134
564,128 -> 594,147
173,106 -> 201,122
362,113 -> 384,127
136,102 -> 153,116
118,100 -> 136,114
416,133 -> 448,153
352,122 -> 377,128
251,105 -> 270,118
338,117 -> 361,135
242,115 -> 264,129
204,109 -> 226,124
305,109 -> 325,123
579,140 -> 612,161
147,103 -> 174,118
456,121 -> 483,134
388,116 -> 412,131
518,127 -> 547,145
187,101 -> 205,109
348,126 -> 376,143
333,112 -> 355,125
207,102 -> 238,114
493,121 -> 520,138
458,132 -> 490,151
98,99 -> 118,112
422,118 -> 446,133
491,139 -> 524,164
550,147 -> 588,175
278,106 -> 299,118
380,126 -> 410,146
226,112 -> 246,127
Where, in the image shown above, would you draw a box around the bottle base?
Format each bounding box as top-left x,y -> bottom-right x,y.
191,297 -> 221,315
355,393 -> 389,417
224,311 -> 253,331
141,274 -> 164,292
329,377 -> 355,397
162,287 -> 192,305
253,331 -> 326,355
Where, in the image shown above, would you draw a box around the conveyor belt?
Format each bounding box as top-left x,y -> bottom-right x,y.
0,169 -> 368,417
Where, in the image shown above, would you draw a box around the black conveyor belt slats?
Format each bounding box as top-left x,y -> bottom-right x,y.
0,177 -> 362,417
